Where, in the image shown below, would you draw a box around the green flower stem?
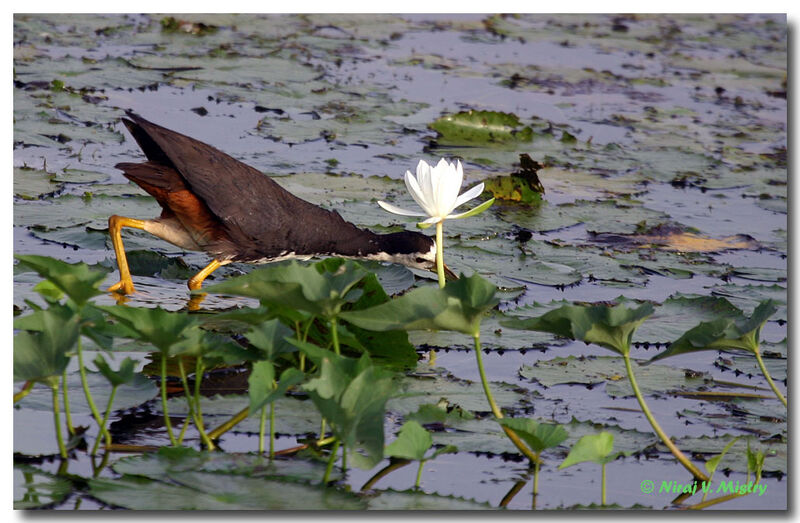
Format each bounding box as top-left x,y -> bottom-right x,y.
258,406 -> 267,454
330,318 -> 341,356
601,462 -> 607,506
623,353 -> 708,481
323,439 -> 341,485
435,221 -> 445,288
61,368 -> 74,435
14,381 -> 34,404
753,349 -> 787,407
91,385 -> 117,456
51,382 -> 67,459
269,400 -> 276,460
532,459 -> 541,509
77,338 -> 110,454
160,354 -> 177,446
415,461 -> 425,490
208,406 -> 249,441
473,335 -> 539,463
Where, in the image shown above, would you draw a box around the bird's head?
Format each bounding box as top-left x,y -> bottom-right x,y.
372,230 -> 457,280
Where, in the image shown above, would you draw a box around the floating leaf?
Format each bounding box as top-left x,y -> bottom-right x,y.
430,110 -> 533,145
14,465 -> 72,509
89,473 -> 365,510
483,153 -> 545,203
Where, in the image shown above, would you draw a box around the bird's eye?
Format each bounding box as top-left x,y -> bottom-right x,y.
415,257 -> 426,263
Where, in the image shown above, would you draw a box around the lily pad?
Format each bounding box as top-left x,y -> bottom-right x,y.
14,465 -> 72,509
89,472 -> 365,510
388,366 -> 532,415
430,110 -> 534,145
366,489 -> 493,510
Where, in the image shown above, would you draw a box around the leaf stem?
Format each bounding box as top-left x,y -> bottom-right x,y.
259,406 -> 267,454
269,400 -> 276,460
623,352 -> 708,481
14,381 -> 34,404
360,459 -> 411,492
753,348 -> 787,407
323,439 -> 341,485
207,406 -> 249,441
330,317 -> 341,356
601,462 -> 607,506
435,221 -> 445,288
176,357 -> 214,450
532,459 -> 540,509
91,385 -> 117,456
51,382 -> 67,460
415,461 -> 424,490
77,338 -> 110,454
160,354 -> 177,446
472,335 -> 539,463
61,368 -> 74,435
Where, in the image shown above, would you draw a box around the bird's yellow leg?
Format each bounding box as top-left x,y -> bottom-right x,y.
188,259 -> 222,291
107,215 -> 147,295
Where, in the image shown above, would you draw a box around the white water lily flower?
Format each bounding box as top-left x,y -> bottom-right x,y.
378,158 -> 491,227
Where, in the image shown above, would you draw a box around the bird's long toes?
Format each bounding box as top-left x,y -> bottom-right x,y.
108,280 -> 136,295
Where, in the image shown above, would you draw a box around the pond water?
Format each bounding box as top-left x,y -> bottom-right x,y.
13,13 -> 786,510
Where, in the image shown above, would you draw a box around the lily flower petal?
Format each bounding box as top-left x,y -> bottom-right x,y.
377,200 -> 427,217
451,182 -> 485,210
379,157 -> 488,223
404,170 -> 435,216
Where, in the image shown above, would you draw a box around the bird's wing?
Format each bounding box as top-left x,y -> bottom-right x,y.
121,113 -> 372,260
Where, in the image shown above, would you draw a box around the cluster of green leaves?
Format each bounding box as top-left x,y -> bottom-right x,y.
13,254 -> 782,510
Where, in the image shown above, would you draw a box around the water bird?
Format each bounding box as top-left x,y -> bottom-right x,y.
107,112 -> 454,295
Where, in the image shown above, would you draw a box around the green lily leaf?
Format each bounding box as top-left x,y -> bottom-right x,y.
248,364 -> 305,413
340,273 -> 499,337
96,305 -> 198,355
385,420 -> 433,462
93,354 -> 136,387
301,351 -> 396,469
747,440 -> 765,480
501,302 -> 655,355
559,432 -> 618,468
32,279 -> 64,303
205,259 -> 367,319
429,110 -> 534,145
496,418 -> 568,455
15,254 -> 110,307
243,319 -> 297,361
14,307 -> 79,384
650,299 -> 777,362
705,436 -> 741,476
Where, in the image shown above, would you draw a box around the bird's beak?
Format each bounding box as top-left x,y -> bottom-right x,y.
438,262 -> 458,281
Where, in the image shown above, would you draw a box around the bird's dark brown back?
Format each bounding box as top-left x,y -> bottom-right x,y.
118,112 -> 377,262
